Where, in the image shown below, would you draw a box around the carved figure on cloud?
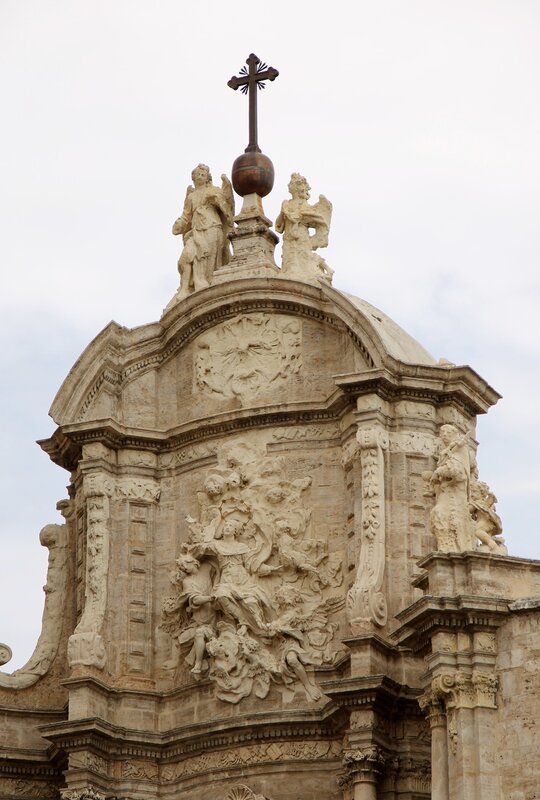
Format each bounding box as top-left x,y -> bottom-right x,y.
161,444 -> 344,704
423,424 -> 507,554
171,164 -> 234,301
276,173 -> 333,284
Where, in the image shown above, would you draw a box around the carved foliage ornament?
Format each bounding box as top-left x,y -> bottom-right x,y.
161,740 -> 342,782
61,790 -> 106,800
224,786 -> 272,800
431,670 -> 499,710
195,313 -> 301,403
347,427 -> 389,631
161,443 -> 343,704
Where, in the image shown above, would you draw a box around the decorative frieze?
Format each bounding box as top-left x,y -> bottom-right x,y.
161,740 -> 341,782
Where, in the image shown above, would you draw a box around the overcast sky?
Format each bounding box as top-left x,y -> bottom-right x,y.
1,1 -> 539,670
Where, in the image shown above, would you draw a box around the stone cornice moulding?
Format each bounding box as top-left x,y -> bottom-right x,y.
393,594 -> 511,652
39,710 -> 345,761
39,395 -> 351,469
335,364 -> 501,416
48,279 -> 436,427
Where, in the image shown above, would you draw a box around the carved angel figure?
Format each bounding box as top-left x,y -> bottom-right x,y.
171,164 -> 234,300
469,480 -> 507,554
276,173 -> 333,284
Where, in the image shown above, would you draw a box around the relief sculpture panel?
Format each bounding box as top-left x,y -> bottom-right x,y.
194,313 -> 301,403
161,443 -> 344,703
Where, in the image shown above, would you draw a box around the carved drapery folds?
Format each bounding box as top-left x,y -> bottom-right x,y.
0,522 -> 68,689
347,427 -> 389,632
423,424 -> 506,554
194,313 -> 301,403
161,444 -> 343,704
68,471 -> 160,670
275,173 -> 333,285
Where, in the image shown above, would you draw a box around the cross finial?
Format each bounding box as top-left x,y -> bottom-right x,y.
228,53 -> 279,154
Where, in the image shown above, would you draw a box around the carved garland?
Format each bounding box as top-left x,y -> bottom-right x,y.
346,427 -> 389,631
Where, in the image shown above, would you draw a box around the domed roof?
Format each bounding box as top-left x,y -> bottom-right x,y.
341,291 -> 436,366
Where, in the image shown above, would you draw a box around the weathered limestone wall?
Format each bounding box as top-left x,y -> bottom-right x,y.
496,601 -> 540,799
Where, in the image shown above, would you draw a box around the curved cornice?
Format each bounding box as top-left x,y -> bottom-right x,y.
48,280 -> 406,426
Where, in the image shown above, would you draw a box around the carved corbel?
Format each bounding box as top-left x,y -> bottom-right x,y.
346,427 -> 389,631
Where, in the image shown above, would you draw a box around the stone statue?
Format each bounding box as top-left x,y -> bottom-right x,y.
161,552 -> 217,676
275,173 -> 333,284
269,585 -> 323,701
192,516 -> 279,636
171,164 -> 234,300
424,424 -> 475,552
160,444 -> 343,704
469,479 -> 507,554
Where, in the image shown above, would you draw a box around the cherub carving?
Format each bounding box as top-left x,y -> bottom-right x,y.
161,445 -> 342,704
276,173 -> 333,284
470,480 -> 507,554
171,164 -> 234,301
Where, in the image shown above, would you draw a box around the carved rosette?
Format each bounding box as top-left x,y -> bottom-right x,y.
346,427 -> 389,631
224,786 -> 272,800
0,643 -> 12,666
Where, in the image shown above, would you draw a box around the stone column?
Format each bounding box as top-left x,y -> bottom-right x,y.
420,692 -> 449,800
342,747 -> 385,800
430,670 -> 500,800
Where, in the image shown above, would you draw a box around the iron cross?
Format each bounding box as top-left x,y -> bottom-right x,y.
228,54 -> 279,154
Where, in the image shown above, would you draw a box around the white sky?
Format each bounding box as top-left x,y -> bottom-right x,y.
1,1 -> 539,670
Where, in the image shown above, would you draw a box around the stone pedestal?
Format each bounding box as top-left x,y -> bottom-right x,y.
396,552 -> 540,800
212,192 -> 280,282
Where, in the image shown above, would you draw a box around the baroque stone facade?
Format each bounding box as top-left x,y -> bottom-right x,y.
1,162 -> 538,800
